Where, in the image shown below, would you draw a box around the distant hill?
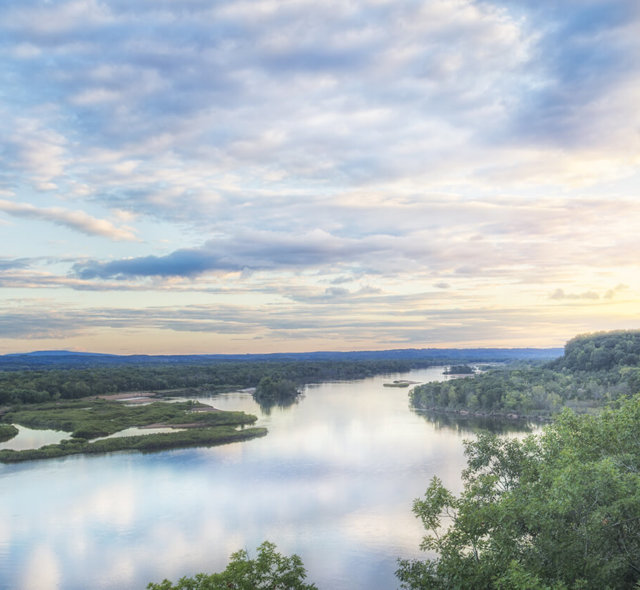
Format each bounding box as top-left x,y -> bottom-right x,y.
551,330 -> 640,371
0,347 -> 563,370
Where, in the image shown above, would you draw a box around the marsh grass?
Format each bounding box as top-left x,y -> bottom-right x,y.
0,426 -> 267,463
0,399 -> 264,463
0,423 -> 18,442
2,399 -> 256,438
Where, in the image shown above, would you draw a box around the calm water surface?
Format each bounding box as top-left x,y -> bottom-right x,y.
0,367 -> 530,590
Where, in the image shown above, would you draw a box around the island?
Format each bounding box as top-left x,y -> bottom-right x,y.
383,379 -> 421,388
0,396 -> 266,463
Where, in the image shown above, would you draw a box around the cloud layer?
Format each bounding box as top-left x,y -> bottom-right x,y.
1,0 -> 640,352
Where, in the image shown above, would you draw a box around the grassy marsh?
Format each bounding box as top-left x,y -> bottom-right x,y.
0,423 -> 18,442
0,398 -> 265,463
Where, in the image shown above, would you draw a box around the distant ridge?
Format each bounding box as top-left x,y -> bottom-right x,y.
0,347 -> 563,370
4,350 -> 117,357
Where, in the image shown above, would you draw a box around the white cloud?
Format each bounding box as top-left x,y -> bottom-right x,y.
0,200 -> 138,241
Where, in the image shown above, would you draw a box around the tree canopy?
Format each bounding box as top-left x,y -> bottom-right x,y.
411,330 -> 640,417
397,395 -> 640,589
146,541 -> 317,590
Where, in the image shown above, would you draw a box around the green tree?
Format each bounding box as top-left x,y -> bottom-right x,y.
397,396 -> 640,589
147,542 -> 317,590
253,376 -> 301,409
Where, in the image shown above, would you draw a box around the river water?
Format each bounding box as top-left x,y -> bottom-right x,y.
0,367 -> 530,590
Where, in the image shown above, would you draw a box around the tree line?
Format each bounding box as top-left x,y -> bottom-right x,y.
411,330 -> 640,417
0,358 -> 447,405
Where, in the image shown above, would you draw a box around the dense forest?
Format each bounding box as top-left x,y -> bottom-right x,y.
410,330 -> 640,417
0,352 -> 557,406
0,359 -> 429,405
0,347 -> 562,370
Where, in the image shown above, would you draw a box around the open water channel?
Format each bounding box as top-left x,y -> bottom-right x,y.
0,366 -> 531,590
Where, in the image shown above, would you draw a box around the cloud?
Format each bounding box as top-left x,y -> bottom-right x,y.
74,248 -> 226,279
68,196 -> 640,283
487,0 -> 640,149
2,0 -> 638,225
0,310 -> 83,339
1,1 -> 640,352
72,229 -> 385,278
0,258 -> 31,271
0,300 -> 566,344
604,284 -> 629,299
0,199 -> 138,241
549,289 -> 600,301
0,0 -> 530,209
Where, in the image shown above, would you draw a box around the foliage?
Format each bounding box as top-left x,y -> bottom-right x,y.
557,330 -> 640,372
253,376 -> 301,410
411,367 -> 579,416
147,541 -> 317,590
0,354 -> 551,406
0,423 -> 18,442
411,330 -> 640,417
397,395 -> 640,589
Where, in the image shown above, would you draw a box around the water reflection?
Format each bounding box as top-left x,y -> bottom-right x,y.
414,409 -> 536,435
0,367 -> 533,590
0,425 -> 69,451
256,393 -> 304,415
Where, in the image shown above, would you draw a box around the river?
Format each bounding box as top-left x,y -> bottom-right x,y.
0,366 -> 531,590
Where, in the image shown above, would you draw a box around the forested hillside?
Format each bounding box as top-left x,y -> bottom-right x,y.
411,330 -> 640,417
555,330 -> 640,371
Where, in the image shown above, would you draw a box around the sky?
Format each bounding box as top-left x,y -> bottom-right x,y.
1,0 -> 640,355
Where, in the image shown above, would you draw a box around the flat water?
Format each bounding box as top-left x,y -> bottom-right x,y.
0,367 -> 531,590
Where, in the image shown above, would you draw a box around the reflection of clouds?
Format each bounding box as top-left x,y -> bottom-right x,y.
0,369 -> 523,589
21,544 -> 60,590
128,517 -> 248,585
0,519 -> 11,547
0,425 -> 68,451
70,483 -> 135,529
342,508 -> 426,557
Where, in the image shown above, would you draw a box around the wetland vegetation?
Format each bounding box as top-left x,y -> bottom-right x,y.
0,398 -> 264,463
0,423 -> 18,442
